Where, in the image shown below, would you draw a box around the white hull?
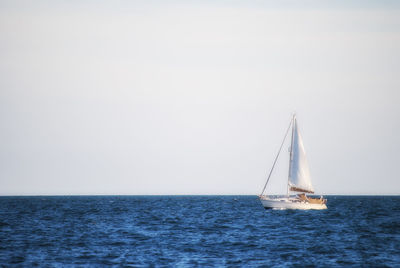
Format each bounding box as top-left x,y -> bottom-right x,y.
260,197 -> 327,210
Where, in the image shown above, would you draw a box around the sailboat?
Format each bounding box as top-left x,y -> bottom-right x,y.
259,114 -> 327,210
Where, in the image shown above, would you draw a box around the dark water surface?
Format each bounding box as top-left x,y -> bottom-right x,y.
0,196 -> 399,267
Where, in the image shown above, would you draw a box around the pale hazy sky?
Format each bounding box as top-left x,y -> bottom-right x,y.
1,0 -> 399,195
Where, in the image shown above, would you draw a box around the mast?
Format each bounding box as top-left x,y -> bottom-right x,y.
287,114 -> 296,197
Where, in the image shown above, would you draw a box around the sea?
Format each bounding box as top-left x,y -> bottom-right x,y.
0,196 -> 399,267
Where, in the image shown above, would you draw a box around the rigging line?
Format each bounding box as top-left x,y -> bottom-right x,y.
260,117 -> 293,196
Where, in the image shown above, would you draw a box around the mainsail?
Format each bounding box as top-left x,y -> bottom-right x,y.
288,117 -> 314,194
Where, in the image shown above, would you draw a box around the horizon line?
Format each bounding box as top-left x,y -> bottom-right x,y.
0,194 -> 399,197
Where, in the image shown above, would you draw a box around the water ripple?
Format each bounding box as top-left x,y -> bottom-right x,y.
0,195 -> 399,266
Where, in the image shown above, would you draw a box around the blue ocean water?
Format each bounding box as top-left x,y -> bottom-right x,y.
0,196 -> 399,267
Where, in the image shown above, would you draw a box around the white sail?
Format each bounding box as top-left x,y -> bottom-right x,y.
288,118 -> 314,193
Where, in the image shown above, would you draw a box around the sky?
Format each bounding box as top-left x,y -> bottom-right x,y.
0,0 -> 399,195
